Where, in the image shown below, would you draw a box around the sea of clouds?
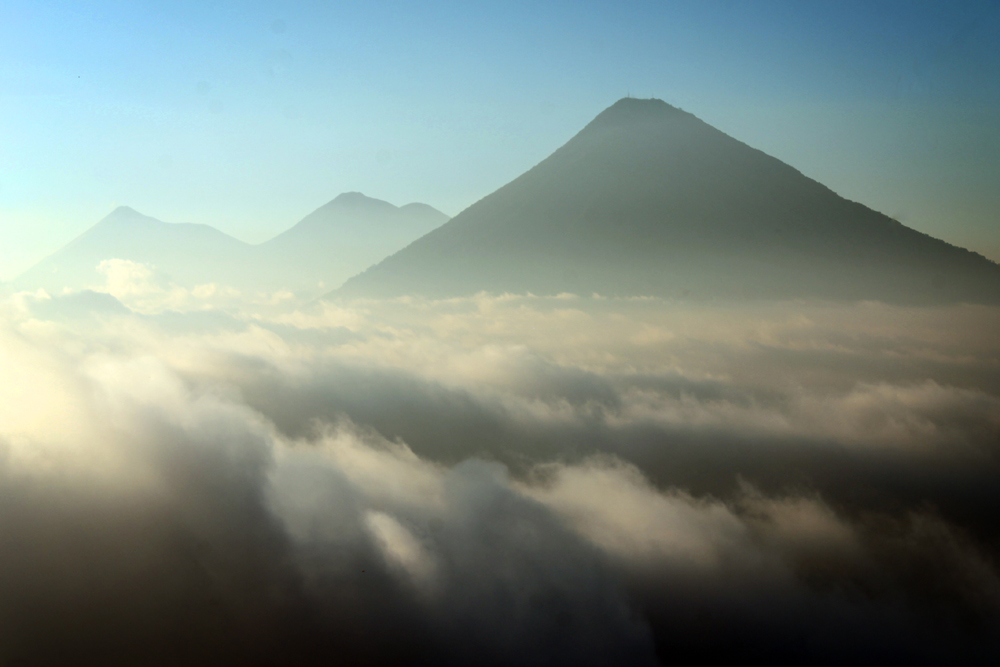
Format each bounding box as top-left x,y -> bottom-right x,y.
1,268 -> 998,664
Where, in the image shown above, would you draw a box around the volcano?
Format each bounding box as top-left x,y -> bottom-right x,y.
335,98 -> 1000,303
15,195 -> 448,298
258,192 -> 448,294
13,206 -> 251,294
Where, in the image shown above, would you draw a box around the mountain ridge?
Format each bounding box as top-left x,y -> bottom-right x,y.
257,192 -> 449,293
14,207 -> 251,294
334,98 -> 1000,304
14,194 -> 449,297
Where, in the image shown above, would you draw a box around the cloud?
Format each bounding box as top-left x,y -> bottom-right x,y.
1,290 -> 999,663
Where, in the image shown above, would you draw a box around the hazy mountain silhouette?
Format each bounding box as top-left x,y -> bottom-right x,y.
257,192 -> 448,294
14,206 -> 252,294
15,195 -> 448,297
336,98 -> 1000,303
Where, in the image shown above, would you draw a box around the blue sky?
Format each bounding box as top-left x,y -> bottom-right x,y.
2,0 -> 999,279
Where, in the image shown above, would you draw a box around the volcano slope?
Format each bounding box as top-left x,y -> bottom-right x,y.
336,98 -> 1000,304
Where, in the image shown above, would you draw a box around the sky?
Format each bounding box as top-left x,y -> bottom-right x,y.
2,0 -> 999,280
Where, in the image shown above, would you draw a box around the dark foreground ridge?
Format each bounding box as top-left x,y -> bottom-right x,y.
336,98 -> 1000,303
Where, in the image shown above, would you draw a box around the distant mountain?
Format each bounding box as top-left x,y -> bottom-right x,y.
257,192 -> 448,294
336,98 -> 1000,304
14,195 -> 448,297
14,206 -> 252,294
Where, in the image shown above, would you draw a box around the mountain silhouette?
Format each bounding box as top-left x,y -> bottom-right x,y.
258,192 -> 448,294
335,98 -> 1000,303
15,195 -> 448,297
14,206 -> 252,294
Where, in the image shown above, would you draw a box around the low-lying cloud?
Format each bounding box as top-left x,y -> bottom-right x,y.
1,287 -> 998,664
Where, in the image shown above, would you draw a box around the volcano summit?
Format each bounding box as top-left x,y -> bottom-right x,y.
337,98 -> 1000,303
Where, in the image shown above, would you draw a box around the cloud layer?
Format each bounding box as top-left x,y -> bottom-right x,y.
1,288 -> 999,664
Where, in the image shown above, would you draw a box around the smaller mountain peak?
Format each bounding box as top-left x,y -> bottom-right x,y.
330,192 -> 392,208
309,193 -> 399,218
400,202 -> 450,218
100,205 -> 152,224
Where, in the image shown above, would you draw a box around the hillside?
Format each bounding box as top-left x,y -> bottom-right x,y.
336,98 -> 1000,304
